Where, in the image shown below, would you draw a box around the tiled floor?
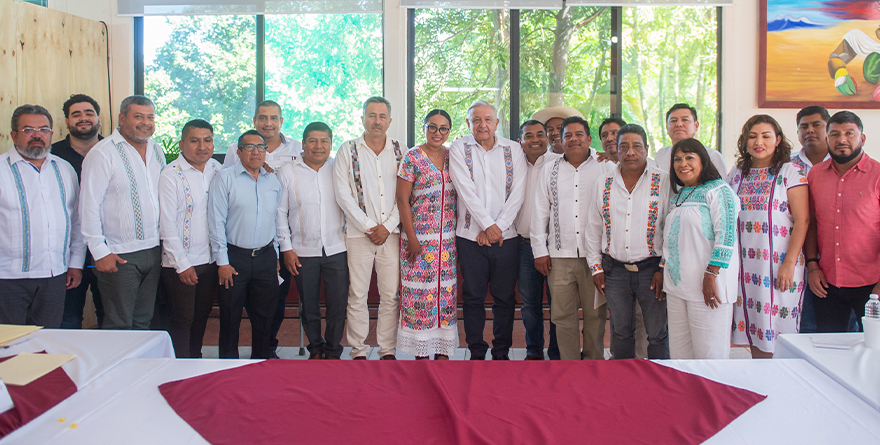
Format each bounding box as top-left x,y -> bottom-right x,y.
201,309 -> 752,360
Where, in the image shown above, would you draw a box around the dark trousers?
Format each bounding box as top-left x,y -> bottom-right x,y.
814,283 -> 875,332
602,255 -> 669,359
457,236 -> 520,358
269,264 -> 292,351
517,238 -> 559,359
0,275 -> 67,328
295,251 -> 349,358
218,244 -> 279,359
161,263 -> 218,358
60,257 -> 104,329
95,246 -> 161,330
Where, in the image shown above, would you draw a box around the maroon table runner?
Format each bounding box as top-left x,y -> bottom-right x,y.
0,353 -> 77,438
160,359 -> 765,444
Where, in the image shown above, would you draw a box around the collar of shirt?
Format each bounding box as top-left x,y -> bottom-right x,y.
7,147 -> 43,171
233,160 -> 270,179
356,133 -> 398,158
818,151 -> 873,176
292,155 -> 331,173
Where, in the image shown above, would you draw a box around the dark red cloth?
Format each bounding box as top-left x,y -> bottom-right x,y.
0,353 -> 77,438
160,359 -> 765,444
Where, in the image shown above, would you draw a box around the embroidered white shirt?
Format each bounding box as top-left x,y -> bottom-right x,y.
0,150 -> 86,278
223,133 -> 302,172
531,150 -> 613,259
449,134 -> 527,242
516,151 -> 561,239
585,164 -> 670,275
790,148 -> 830,174
80,129 -> 166,260
277,156 -> 346,257
654,144 -> 728,182
159,156 -> 221,273
333,134 -> 402,238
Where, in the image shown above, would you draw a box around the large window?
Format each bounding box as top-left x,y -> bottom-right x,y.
144,13 -> 383,151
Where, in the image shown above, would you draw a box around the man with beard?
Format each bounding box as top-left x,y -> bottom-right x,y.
0,105 -> 85,327
515,120 -> 560,360
805,110 -> 880,332
52,94 -> 105,329
80,95 -> 166,330
530,107 -> 583,155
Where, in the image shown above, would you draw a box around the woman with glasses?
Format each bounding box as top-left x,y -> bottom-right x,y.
396,109 -> 458,360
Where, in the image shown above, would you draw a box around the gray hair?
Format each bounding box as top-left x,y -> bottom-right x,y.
362,96 -> 391,117
467,100 -> 496,121
11,104 -> 53,132
119,95 -> 155,116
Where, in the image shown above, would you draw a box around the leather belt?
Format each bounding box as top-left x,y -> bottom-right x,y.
228,242 -> 274,258
602,254 -> 660,273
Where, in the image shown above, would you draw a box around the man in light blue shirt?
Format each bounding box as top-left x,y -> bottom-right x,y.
208,130 -> 282,359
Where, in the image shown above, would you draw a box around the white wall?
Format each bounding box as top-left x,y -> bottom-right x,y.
722,0 -> 880,165
49,0 -> 878,161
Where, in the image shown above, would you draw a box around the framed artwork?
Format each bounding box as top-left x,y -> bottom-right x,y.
760,0 -> 880,108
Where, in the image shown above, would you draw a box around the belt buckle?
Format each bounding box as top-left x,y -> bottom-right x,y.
625,264 -> 638,272
251,248 -> 260,257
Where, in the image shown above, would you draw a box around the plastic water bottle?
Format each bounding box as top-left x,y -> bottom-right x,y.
866,294 -> 880,319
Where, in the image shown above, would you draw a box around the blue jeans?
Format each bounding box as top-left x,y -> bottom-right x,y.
517,239 -> 559,359
60,263 -> 104,329
803,281 -> 860,333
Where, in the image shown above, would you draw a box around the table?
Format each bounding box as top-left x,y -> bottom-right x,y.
0,329 -> 174,388
3,358 -> 879,444
775,332 -> 880,411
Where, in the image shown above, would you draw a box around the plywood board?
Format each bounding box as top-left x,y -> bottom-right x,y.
1,0 -> 110,154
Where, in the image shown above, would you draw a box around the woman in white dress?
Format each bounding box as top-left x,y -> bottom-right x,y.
662,138 -> 740,359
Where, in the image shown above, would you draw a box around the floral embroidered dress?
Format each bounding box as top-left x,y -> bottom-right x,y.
728,163 -> 808,353
397,146 -> 458,357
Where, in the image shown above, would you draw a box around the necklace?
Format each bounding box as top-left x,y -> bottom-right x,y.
674,184 -> 700,207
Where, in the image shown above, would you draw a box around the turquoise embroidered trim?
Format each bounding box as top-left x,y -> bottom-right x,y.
50,161 -> 70,266
7,158 -> 31,272
667,214 -> 682,285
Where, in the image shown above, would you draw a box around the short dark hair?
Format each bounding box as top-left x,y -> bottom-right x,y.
616,123 -> 648,147
119,95 -> 155,116
518,119 -> 545,140
255,100 -> 282,116
669,138 -> 721,194
424,109 -> 452,128
598,117 -> 626,137
62,94 -> 100,118
302,121 -> 333,141
180,119 -> 213,140
561,116 -> 590,137
238,129 -> 266,148
11,104 -> 53,132
665,103 -> 698,123
827,110 -> 863,132
796,106 -> 830,126
363,96 -> 392,116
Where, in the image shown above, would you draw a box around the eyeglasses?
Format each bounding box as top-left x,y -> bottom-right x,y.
425,124 -> 450,135
238,144 -> 268,152
19,126 -> 52,136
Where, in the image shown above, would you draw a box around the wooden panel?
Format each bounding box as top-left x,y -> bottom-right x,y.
1,0 -> 110,154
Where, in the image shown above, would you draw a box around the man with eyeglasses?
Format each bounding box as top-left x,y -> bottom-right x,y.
81,95 -> 166,330
514,119 -> 560,360
450,100 -> 527,360
334,96 -> 402,360
209,130 -> 282,359
51,94 -> 105,329
0,105 -> 86,328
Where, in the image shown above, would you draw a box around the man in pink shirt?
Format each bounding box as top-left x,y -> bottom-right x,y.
805,111 -> 880,332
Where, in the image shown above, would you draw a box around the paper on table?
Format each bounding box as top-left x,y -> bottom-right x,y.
0,325 -> 41,346
0,353 -> 75,386
0,379 -> 13,413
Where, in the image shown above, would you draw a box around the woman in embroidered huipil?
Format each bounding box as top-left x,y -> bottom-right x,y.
728,115 -> 809,358
396,109 -> 458,359
662,138 -> 740,359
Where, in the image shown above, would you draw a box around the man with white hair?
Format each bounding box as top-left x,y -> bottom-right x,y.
0,105 -> 85,327
450,99 -> 527,360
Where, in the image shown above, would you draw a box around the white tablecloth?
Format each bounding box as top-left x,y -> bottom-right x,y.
775,332 -> 880,411
4,358 -> 879,444
0,329 -> 174,388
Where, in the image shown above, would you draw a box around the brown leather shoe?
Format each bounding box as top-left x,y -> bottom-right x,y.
524,355 -> 545,360
324,356 -> 341,360
308,353 -> 324,360
380,355 -> 397,360
352,356 -> 367,360
434,354 -> 450,361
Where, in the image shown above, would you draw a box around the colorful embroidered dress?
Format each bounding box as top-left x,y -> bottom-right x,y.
728,163 -> 808,353
397,146 -> 458,357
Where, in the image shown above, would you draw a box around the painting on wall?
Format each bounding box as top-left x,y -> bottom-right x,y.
760,0 -> 880,108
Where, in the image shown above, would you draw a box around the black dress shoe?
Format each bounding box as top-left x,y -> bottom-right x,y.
469,353 -> 486,360
380,355 -> 397,360
491,354 -> 510,360
269,350 -> 280,359
524,354 -> 544,360
352,356 -> 367,360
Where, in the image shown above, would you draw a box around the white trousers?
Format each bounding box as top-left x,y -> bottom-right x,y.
667,293 -> 733,359
345,235 -> 400,358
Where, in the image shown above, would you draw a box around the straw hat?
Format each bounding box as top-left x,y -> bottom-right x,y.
529,106 -> 584,124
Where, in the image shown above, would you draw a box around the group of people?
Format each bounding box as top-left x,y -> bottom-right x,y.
2,92 -> 877,361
